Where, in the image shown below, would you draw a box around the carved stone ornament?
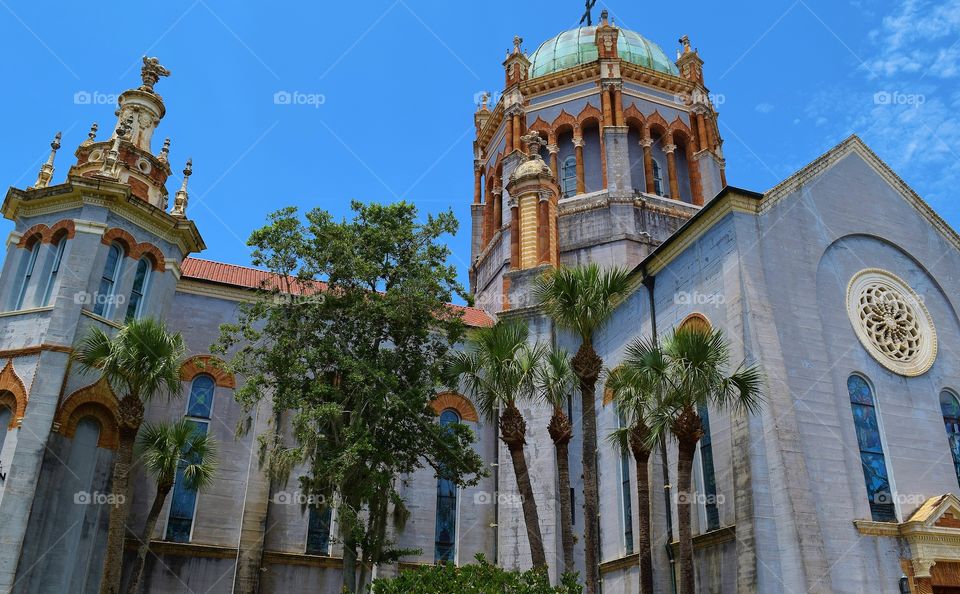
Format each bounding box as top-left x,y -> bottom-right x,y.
846,269 -> 937,377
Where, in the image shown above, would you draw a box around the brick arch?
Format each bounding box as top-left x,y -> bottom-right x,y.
669,117 -> 693,139
645,111 -> 670,138
48,220 -> 76,242
16,224 -> 48,248
623,105 -> 646,132
180,355 -> 236,389
55,377 -> 120,449
528,116 -> 551,136
550,110 -> 577,136
0,360 -> 27,428
679,313 -> 712,332
431,392 -> 478,422
101,228 -> 165,272
576,103 -> 603,127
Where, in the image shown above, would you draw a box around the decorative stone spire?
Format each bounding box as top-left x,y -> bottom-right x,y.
139,56 -> 171,93
102,115 -> 133,177
676,35 -> 704,85
504,35 -> 531,87
30,131 -> 61,189
171,158 -> 192,217
158,137 -> 170,163
81,123 -> 98,146
521,131 -> 544,157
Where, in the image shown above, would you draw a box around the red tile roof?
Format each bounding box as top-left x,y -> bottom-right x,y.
180,257 -> 493,327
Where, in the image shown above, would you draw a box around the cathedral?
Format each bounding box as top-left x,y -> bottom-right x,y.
1,10 -> 960,594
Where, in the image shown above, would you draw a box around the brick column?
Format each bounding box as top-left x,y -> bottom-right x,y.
601,89 -> 613,127
506,118 -> 514,153
509,199 -> 519,269
641,138 -> 655,194
473,164 -> 482,204
547,144 -> 559,180
613,87 -> 624,127
513,115 -> 522,151
537,193 -> 550,264
482,182 -> 494,245
685,141 -> 704,205
493,186 -> 503,233
573,137 -> 585,195
664,143 -> 681,200
696,112 -> 709,151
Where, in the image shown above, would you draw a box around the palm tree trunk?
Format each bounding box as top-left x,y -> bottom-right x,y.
99,432 -> 136,594
501,403 -> 547,570
633,446 -> 653,594
507,442 -> 547,570
548,407 -> 574,572
124,483 -> 172,594
676,438 -> 697,594
571,342 -> 602,594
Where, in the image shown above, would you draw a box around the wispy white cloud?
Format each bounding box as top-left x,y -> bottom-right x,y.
755,102 -> 775,114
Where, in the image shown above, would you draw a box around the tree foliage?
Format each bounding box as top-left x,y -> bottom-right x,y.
215,201 -> 486,591
370,555 -> 583,594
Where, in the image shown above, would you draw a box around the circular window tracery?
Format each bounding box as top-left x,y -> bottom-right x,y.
846,269 -> 937,377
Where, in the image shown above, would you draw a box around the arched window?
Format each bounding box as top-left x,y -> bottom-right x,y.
561,155 -> 577,198
617,410 -> 634,554
41,235 -> 67,306
940,391 -> 960,488
652,160 -> 665,196
434,409 -> 460,563
93,243 -> 123,317
847,375 -> 896,521
13,240 -> 41,310
697,404 -> 720,531
124,257 -> 151,322
166,375 -> 215,542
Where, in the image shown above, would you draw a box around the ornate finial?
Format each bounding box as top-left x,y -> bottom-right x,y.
480,92 -> 490,111
117,115 -> 134,139
171,158 -> 192,217
521,131 -> 544,157
31,131 -> 62,189
513,36 -> 523,54
579,0 -> 597,26
600,9 -> 609,25
158,137 -> 170,163
680,35 -> 692,54
82,123 -> 98,146
139,56 -> 171,93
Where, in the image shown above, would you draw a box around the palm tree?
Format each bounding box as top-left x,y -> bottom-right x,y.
125,419 -> 218,594
629,326 -> 763,594
538,349 -> 576,573
72,318 -> 186,594
605,356 -> 667,594
446,320 -> 548,570
534,264 -> 632,594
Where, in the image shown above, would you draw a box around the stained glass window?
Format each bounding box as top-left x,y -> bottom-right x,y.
652,160 -> 664,196
435,409 -> 459,563
562,156 -> 577,198
306,505 -> 332,555
940,391 -> 960,488
165,420 -> 207,542
187,375 -> 215,419
698,404 -> 720,531
847,375 -> 896,522
618,410 -> 634,554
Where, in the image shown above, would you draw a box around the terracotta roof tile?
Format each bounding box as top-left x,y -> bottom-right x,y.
180,257 -> 493,327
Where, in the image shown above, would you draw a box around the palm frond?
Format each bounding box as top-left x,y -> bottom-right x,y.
534,264 -> 632,340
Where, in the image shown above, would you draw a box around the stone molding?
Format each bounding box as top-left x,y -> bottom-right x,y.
0,359 -> 28,428
431,392 -> 479,422
180,355 -> 236,389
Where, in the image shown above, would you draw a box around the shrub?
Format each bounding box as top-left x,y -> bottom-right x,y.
370,555 -> 582,594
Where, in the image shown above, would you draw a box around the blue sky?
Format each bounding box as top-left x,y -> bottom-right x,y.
1,0 -> 957,293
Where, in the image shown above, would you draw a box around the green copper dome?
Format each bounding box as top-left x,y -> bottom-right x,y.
528,27 -> 678,79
